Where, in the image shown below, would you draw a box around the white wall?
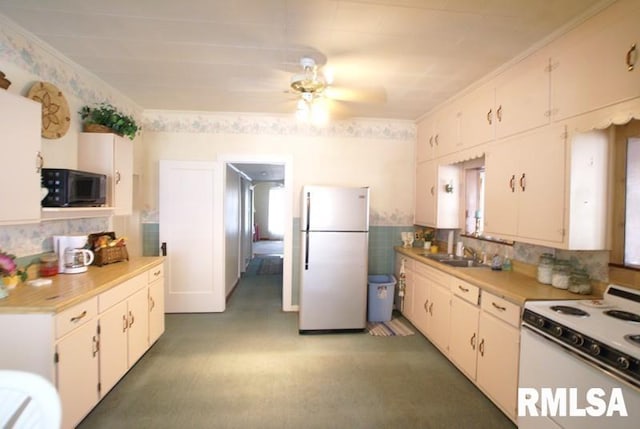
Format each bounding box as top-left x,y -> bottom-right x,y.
140,112 -> 416,227
225,165 -> 241,296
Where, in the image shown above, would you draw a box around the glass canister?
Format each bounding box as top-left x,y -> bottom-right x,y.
39,252 -> 59,277
537,253 -> 554,284
569,268 -> 592,295
551,259 -> 571,289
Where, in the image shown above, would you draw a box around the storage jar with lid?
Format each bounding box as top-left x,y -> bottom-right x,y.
551,259 -> 571,289
569,268 -> 592,295
537,253 -> 554,284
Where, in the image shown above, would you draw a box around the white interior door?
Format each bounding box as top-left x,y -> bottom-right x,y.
159,160 -> 224,312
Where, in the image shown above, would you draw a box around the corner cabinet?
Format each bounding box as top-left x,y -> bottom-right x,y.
0,90 -> 43,225
78,132 -> 133,215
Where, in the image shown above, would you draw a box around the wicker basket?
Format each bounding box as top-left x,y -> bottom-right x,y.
83,123 -> 124,137
88,232 -> 129,266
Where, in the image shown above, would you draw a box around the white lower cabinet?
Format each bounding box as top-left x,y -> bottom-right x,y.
0,262 -> 165,429
409,262 -> 451,355
396,253 -> 521,423
55,299 -> 100,429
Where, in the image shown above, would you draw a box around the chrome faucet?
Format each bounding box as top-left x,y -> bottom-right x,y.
463,246 -> 479,262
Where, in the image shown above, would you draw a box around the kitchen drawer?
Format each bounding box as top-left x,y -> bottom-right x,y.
481,292 -> 520,327
451,278 -> 480,305
148,264 -> 164,283
98,273 -> 147,313
56,297 -> 98,339
414,262 -> 451,288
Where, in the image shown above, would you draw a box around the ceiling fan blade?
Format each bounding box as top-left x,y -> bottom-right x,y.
324,85 -> 387,104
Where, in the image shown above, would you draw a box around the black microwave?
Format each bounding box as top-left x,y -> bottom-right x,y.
41,168 -> 107,207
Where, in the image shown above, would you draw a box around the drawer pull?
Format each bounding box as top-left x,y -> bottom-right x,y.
470,333 -> 476,350
492,302 -> 507,312
70,310 -> 87,323
153,270 -> 162,277
458,285 -> 469,293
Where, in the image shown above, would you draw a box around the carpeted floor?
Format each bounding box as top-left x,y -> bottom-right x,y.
257,256 -> 283,275
77,258 -> 516,429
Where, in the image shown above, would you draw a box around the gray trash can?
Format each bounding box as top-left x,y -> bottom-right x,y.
367,275 -> 397,322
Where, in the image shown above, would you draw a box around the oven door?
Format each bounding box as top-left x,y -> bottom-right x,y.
519,326 -> 640,429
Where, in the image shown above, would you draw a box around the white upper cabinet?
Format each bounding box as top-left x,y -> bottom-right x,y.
0,91 -> 42,225
484,125 -> 566,245
78,133 -> 133,215
550,0 -> 640,121
494,50 -> 551,139
416,116 -> 435,162
459,50 -> 551,148
414,160 -> 460,229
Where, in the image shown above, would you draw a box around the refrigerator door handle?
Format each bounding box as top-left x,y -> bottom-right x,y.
304,232 -> 310,270
304,191 -> 311,270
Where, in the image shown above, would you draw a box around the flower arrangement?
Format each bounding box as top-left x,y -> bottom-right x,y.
79,103 -> 140,140
0,249 -> 20,290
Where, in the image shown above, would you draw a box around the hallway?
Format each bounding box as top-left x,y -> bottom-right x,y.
77,258 -> 515,429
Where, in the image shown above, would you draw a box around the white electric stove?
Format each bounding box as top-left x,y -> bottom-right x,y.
519,284 -> 640,429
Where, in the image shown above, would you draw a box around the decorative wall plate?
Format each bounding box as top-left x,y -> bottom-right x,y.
27,81 -> 71,139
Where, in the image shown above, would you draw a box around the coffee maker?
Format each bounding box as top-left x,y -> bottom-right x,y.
53,235 -> 95,274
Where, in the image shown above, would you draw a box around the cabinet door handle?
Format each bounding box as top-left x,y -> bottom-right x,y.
486,108 -> 493,125
128,310 -> 135,327
470,333 -> 476,350
35,151 -> 44,173
492,302 -> 507,312
434,134 -> 439,146
430,186 -> 435,196
458,285 -> 469,293
519,173 -> 526,191
509,175 -> 516,192
429,136 -> 433,147
423,299 -> 429,313
122,314 -> 128,332
496,105 -> 503,122
115,169 -> 121,184
627,43 -> 636,71
92,335 -> 99,357
479,338 -> 485,356
429,302 -> 434,316
149,296 -> 155,312
70,310 -> 87,323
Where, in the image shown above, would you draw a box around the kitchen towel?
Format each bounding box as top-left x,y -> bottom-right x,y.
367,318 -> 414,336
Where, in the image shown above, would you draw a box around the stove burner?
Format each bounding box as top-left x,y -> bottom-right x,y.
625,334 -> 640,347
550,305 -> 589,317
604,309 -> 640,323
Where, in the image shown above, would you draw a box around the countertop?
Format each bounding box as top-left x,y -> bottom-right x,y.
395,246 -> 600,306
0,256 -> 164,314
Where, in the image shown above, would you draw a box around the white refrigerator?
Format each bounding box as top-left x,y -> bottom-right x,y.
299,185 -> 370,333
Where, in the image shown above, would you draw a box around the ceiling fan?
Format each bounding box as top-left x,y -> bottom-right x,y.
288,56 -> 386,123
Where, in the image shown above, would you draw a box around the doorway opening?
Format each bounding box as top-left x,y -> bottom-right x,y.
223,156 -> 294,312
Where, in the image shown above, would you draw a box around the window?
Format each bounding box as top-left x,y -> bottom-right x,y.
612,120 -> 640,269
267,186 -> 285,237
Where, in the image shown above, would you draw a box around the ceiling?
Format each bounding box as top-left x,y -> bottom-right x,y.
0,0 -> 606,120
231,163 -> 284,183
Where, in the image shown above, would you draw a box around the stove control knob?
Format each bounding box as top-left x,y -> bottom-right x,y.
617,356 -> 630,370
535,317 -> 545,328
589,343 -> 601,356
570,334 -> 584,346
552,326 -> 563,337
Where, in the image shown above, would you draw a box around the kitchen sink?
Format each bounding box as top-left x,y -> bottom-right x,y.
423,253 -> 485,268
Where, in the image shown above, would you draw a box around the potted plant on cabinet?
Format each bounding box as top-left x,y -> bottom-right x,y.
79,103 -> 140,140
